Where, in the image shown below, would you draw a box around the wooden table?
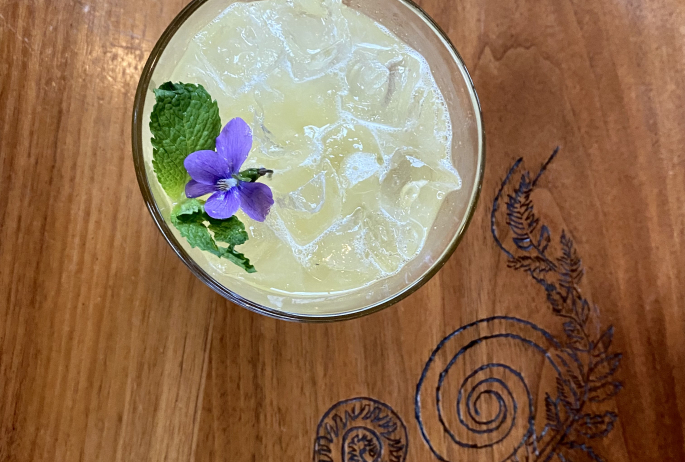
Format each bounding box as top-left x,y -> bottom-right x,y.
2,0 -> 684,460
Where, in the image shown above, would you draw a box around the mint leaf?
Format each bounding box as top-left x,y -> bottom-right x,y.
207,216 -> 249,246
150,82 -> 221,199
224,248 -> 256,274
170,199 -> 256,273
170,199 -> 222,257
174,197 -> 205,218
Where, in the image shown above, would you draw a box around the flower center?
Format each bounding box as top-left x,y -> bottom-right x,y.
216,178 -> 238,191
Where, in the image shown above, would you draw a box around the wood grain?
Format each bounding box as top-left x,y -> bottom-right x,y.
1,0 -> 684,461
0,1 -> 216,461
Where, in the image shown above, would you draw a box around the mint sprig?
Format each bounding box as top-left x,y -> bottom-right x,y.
150,82 -> 221,199
170,199 -> 255,273
150,82 -> 260,273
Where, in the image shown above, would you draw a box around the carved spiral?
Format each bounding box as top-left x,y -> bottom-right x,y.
415,317 -> 563,462
314,398 -> 408,462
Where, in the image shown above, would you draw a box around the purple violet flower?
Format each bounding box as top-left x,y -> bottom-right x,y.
184,117 -> 274,221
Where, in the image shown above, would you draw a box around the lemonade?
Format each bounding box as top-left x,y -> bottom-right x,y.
144,0 -> 470,313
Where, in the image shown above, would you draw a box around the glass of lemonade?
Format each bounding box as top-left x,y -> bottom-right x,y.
132,0 -> 484,321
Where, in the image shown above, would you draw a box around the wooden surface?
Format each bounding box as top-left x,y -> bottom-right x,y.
1,0 -> 684,461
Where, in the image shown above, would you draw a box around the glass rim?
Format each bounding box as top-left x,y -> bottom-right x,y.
131,0 -> 486,323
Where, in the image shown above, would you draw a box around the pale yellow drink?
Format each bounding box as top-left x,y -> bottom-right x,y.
159,0 -> 462,309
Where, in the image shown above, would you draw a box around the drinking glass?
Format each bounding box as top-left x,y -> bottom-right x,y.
132,0 -> 485,321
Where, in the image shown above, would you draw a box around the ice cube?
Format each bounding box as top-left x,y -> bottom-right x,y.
287,0 -> 330,16
252,69 -> 342,166
279,171 -> 326,214
269,160 -> 343,247
342,46 -> 425,128
388,87 -> 457,172
308,207 -> 367,272
362,210 -> 424,274
186,3 -> 284,96
380,148 -> 460,223
370,85 -> 462,192
319,123 -> 385,216
266,0 -> 351,81
346,53 -> 390,104
341,7 -> 396,50
290,207 -> 382,290
413,88 -> 451,140
340,152 -> 382,188
321,123 -> 384,186
170,35 -> 264,142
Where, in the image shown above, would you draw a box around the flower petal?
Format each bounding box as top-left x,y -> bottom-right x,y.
216,117 -> 252,174
204,189 -> 241,220
238,182 -> 274,222
184,150 -> 231,185
185,180 -> 216,198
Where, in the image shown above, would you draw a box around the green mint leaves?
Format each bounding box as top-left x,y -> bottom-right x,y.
171,199 -> 255,273
150,82 -> 258,273
150,82 -> 221,199
207,216 -> 251,246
